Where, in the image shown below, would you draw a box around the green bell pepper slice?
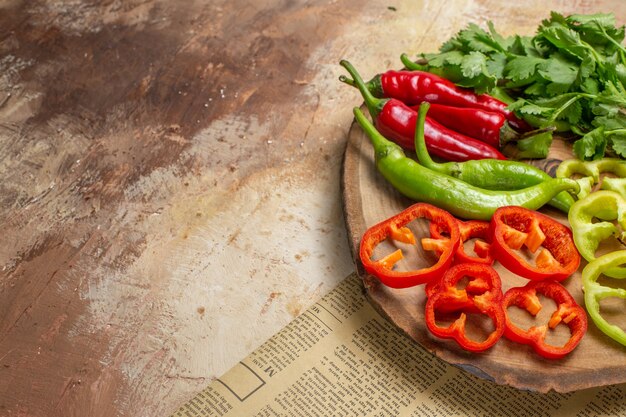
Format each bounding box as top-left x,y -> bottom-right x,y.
581,250 -> 626,347
568,190 -> 626,278
557,158 -> 626,200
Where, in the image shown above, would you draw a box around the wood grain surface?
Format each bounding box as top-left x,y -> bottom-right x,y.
1,0 -> 625,415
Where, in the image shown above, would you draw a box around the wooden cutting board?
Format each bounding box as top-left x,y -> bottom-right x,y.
341,112 -> 626,393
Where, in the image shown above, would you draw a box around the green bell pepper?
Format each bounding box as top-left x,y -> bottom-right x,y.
581,250 -> 626,347
568,190 -> 626,278
557,158 -> 626,200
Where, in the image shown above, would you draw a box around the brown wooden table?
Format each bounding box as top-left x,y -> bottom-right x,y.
1,1 -> 624,416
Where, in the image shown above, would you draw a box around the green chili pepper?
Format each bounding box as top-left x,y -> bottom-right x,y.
353,106 -> 579,221
581,250 -> 626,346
412,102 -> 575,213
568,190 -> 626,278
557,158 -> 626,199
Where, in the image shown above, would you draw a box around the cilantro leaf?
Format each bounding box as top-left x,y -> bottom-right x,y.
524,82 -> 547,96
423,50 -> 465,67
461,51 -> 488,78
464,23 -> 506,53
580,77 -> 600,94
573,127 -> 607,160
609,131 -> 626,158
567,13 -> 625,46
559,100 -> 583,124
537,54 -> 578,87
539,25 -> 590,61
515,131 -> 553,159
597,80 -> 626,107
486,53 -> 507,79
405,11 -> 626,160
504,56 -> 544,82
615,62 -> 626,85
594,113 -> 626,130
509,35 -> 536,56
455,51 -> 498,92
507,99 -> 554,117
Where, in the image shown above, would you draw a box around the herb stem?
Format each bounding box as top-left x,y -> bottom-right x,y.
606,129 -> 626,136
595,21 -> 626,63
548,94 -> 585,123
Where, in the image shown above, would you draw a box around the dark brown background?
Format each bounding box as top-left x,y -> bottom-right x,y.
1,0 -> 624,416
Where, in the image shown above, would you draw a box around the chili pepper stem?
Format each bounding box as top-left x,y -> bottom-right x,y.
338,75 -> 355,87
338,75 -> 384,98
339,60 -> 386,119
400,53 -> 429,71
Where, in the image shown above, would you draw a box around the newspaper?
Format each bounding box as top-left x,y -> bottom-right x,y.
170,273 -> 625,417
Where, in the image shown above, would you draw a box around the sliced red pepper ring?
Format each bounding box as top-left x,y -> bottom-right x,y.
502,280 -> 588,359
490,206 -> 580,281
425,263 -> 505,352
429,219 -> 494,265
359,203 -> 460,289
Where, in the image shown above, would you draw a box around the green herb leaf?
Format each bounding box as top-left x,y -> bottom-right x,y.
504,56 -> 544,81
507,99 -> 551,116
539,25 -> 590,61
423,50 -> 465,67
609,131 -> 626,157
465,23 -> 506,53
567,13 -> 625,46
559,100 -> 583,124
537,54 -> 578,87
515,131 -> 553,159
404,11 -> 626,160
573,127 -> 607,160
461,51 -> 488,78
486,53 -> 507,79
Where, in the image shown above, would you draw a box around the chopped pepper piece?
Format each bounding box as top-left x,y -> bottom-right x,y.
429,219 -> 494,265
490,206 -> 580,281
556,158 -> 626,199
359,203 -> 460,288
425,263 -> 505,352
502,280 -> 588,359
568,190 -> 626,278
581,250 -> 626,347
557,158 -> 626,183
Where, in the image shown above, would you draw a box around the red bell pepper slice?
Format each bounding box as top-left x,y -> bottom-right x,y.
490,206 -> 580,281
425,263 -> 505,352
429,219 -> 494,265
359,203 -> 460,288
502,280 -> 588,359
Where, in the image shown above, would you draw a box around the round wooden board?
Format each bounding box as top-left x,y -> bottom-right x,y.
341,114 -> 626,393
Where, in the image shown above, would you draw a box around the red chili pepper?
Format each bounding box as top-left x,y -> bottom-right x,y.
377,103 -> 506,160
360,68 -> 530,132
489,206 -> 580,282
425,263 -> 505,352
428,219 -> 493,265
411,103 -> 514,149
502,280 -> 588,359
359,203 -> 460,289
340,60 -> 506,162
